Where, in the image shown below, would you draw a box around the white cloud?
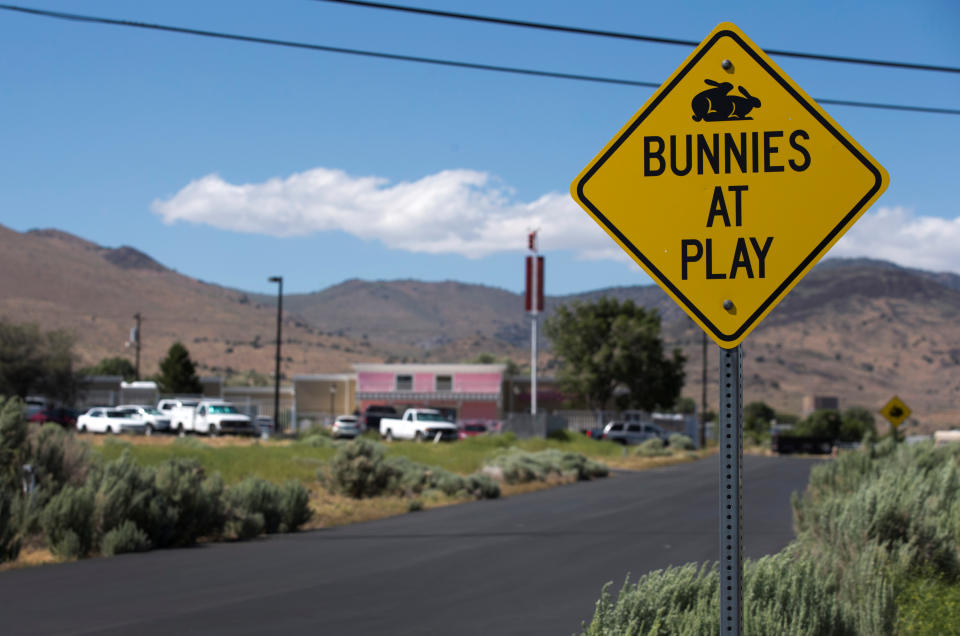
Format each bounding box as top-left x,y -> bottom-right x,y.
151,167 -> 615,258
153,169 -> 958,274
832,206 -> 960,272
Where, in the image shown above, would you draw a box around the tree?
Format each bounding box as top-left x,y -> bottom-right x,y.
673,397 -> 696,414
155,342 -> 202,394
470,353 -> 521,377
840,406 -> 877,442
744,401 -> 776,436
78,357 -> 137,382
544,298 -> 685,412
795,409 -> 842,439
0,321 -> 76,403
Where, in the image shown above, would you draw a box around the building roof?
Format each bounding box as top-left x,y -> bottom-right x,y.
293,373 -> 354,381
352,363 -> 506,374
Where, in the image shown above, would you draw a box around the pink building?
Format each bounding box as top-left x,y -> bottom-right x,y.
353,363 -> 505,421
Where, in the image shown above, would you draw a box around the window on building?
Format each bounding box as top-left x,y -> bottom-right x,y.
396,374 -> 413,391
435,375 -> 452,392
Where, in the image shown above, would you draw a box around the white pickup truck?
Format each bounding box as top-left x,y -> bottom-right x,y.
157,398 -> 200,434
379,408 -> 459,442
158,398 -> 253,435
189,400 -> 254,436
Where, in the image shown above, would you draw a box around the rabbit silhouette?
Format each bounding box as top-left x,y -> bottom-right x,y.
691,80 -> 761,121
691,79 -> 733,122
728,86 -> 761,119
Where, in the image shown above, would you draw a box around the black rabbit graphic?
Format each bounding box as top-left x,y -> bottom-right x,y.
691,79 -> 761,121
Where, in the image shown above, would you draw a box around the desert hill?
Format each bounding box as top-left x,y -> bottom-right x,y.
2,225 -> 958,430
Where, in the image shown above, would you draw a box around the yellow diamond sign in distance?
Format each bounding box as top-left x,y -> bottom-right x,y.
571,22 -> 889,348
880,396 -> 911,429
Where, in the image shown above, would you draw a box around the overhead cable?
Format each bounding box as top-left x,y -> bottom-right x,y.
1,4 -> 958,116
316,0 -> 960,75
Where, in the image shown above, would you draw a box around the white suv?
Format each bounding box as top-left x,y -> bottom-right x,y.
601,421 -> 667,445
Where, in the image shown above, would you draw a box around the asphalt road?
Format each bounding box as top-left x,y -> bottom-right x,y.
0,454 -> 820,635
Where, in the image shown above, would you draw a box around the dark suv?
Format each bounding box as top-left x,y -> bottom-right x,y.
362,405 -> 398,432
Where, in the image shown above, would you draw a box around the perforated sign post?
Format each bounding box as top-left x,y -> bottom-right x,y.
570,22 -> 888,634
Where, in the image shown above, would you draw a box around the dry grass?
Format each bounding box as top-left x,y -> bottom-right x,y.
0,541 -> 59,571
83,433 -> 289,448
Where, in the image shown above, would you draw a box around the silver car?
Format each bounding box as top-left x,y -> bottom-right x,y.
116,404 -> 172,436
601,421 -> 667,445
331,415 -> 360,439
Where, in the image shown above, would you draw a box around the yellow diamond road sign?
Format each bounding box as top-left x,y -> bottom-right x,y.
571,22 -> 889,348
880,396 -> 911,429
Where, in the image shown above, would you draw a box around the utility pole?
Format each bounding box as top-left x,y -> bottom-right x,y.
132,313 -> 142,381
268,276 -> 283,433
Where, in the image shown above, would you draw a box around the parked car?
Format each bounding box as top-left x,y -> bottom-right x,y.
362,405 -> 398,432
458,420 -> 490,440
188,400 -> 255,436
581,426 -> 606,440
601,421 -> 667,445
331,414 -> 361,439
253,415 -> 275,437
379,408 -> 459,442
76,407 -> 148,435
116,404 -> 171,436
28,407 -> 79,428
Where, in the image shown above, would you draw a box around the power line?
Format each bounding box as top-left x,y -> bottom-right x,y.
2,4 -> 958,116
0,4 -> 658,88
317,0 -> 960,75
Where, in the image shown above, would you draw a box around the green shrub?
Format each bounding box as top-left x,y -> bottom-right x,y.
465,473 -> 500,499
581,545 -> 886,636
583,433 -> 960,635
227,477 -> 283,534
278,480 -> 313,531
0,396 -> 27,485
408,499 -> 423,512
547,429 -> 575,442
94,451 -> 160,543
226,511 -> 265,541
633,437 -> 670,457
28,423 -> 91,496
101,520 -> 150,556
488,449 -> 607,484
325,439 -> 397,498
150,458 -> 225,547
896,574 -> 960,635
668,434 -> 695,451
41,484 -> 96,558
383,456 -> 500,500
297,434 -> 336,448
0,487 -> 21,562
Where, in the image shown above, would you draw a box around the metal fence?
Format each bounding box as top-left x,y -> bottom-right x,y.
502,413 -> 569,438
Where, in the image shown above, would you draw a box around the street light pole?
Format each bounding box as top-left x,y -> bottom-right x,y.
268,276 -> 283,434
329,385 -> 336,424
132,313 -> 142,381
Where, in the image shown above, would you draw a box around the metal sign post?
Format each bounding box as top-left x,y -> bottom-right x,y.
719,345 -> 743,634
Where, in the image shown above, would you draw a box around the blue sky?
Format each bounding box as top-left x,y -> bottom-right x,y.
2,1 -> 958,295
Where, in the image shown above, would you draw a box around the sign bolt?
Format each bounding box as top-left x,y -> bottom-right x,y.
721,59 -> 733,70
723,299 -> 735,311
